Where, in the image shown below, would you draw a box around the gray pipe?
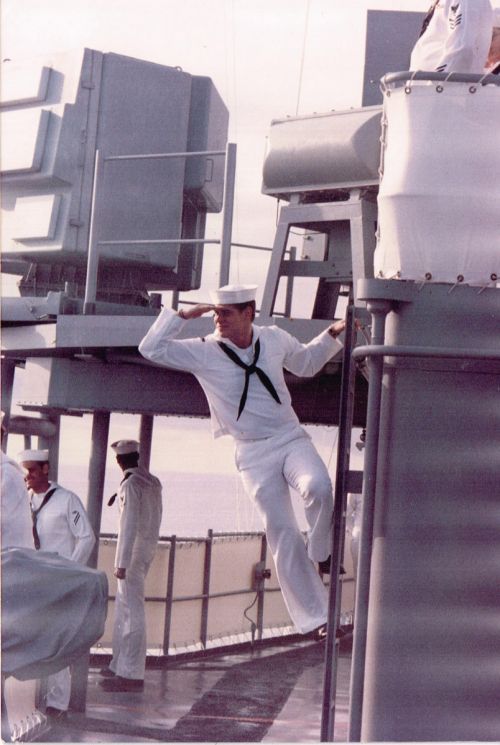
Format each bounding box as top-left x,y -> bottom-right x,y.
348,299 -> 391,741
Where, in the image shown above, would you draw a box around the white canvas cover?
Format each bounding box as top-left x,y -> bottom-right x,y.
1,548 -> 108,680
375,80 -> 500,285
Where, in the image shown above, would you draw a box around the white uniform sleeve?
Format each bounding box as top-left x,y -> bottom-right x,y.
65,492 -> 95,564
115,479 -> 141,569
1,456 -> 34,549
139,308 -> 207,373
437,0 -> 492,72
277,326 -> 343,377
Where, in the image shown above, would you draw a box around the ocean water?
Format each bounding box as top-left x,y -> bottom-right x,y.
58,464 -> 311,538
9,413 -> 361,539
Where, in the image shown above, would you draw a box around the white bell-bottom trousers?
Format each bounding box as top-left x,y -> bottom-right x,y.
235,426 -> 333,634
110,557 -> 151,680
46,667 -> 71,711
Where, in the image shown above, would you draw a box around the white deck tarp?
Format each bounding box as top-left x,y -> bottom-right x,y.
1,548 -> 108,680
375,81 -> 500,285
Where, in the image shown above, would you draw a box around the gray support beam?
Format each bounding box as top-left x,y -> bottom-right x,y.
284,246 -> 296,317
256,535 -> 268,641
7,416 -> 58,439
321,301 -> 357,741
86,411 -> 110,567
348,300 -> 391,741
0,359 -> 16,449
200,530 -> 213,648
259,216 -> 290,318
38,413 -> 60,483
139,414 -> 154,470
350,199 -> 377,300
83,149 -> 103,316
70,411 -> 110,713
219,143 -> 237,287
163,536 -> 177,655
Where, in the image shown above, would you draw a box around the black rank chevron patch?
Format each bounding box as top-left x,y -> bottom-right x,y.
449,4 -> 462,30
73,510 -> 81,526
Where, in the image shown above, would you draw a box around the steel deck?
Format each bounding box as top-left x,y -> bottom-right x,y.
39,639 -> 352,742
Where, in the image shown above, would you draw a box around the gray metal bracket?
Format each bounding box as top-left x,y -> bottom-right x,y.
259,195 -> 377,319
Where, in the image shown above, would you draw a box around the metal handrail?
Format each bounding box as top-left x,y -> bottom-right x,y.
382,70 -> 500,87
97,530 -> 283,654
352,344 -> 500,362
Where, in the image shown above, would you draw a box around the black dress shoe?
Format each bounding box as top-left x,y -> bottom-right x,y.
312,623 -> 328,641
318,556 -> 346,575
99,675 -> 144,692
45,706 -> 67,720
99,667 -> 116,678
310,624 -> 347,641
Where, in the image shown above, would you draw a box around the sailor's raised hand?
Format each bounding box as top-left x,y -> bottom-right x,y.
177,304 -> 214,320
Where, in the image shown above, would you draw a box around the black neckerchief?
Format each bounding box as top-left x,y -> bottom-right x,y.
419,0 -> 440,38
217,337 -> 281,420
108,471 -> 132,507
31,486 -> 58,550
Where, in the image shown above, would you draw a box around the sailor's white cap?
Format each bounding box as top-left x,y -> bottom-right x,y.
111,439 -> 140,455
210,284 -> 257,305
494,7 -> 500,25
18,449 -> 50,463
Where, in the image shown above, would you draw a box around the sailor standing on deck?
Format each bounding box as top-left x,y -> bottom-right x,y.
410,0 -> 493,73
139,284 -> 346,636
100,440 -> 162,692
18,448 -> 95,719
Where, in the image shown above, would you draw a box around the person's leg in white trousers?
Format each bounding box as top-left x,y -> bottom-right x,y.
110,560 -> 149,680
236,431 -> 333,634
46,667 -> 71,711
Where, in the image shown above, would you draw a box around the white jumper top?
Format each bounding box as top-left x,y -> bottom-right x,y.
114,466 -> 162,569
1,452 -> 33,549
410,0 -> 493,73
30,483 -> 95,564
139,308 -> 342,441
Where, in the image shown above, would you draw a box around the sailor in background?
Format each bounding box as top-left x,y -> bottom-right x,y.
18,448 -> 95,719
100,440 -> 162,692
1,413 -> 32,549
485,9 -> 500,73
139,284 -> 347,637
410,0 -> 493,73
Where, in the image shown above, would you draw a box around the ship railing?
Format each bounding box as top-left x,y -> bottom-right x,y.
93,528 -> 355,659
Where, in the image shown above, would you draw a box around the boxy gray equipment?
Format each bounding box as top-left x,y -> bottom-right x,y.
1,49 -> 228,305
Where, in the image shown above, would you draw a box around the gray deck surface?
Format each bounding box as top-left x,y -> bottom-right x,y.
41,639 -> 351,742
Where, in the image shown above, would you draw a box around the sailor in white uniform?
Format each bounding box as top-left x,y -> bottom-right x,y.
18,448 -> 95,718
410,0 -> 493,74
1,414 -> 33,550
485,9 -> 500,73
100,440 -> 162,691
139,284 -> 347,635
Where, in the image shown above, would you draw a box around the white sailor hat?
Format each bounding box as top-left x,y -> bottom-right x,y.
494,8 -> 500,26
210,284 -> 257,305
110,439 -> 140,455
18,449 -> 50,463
